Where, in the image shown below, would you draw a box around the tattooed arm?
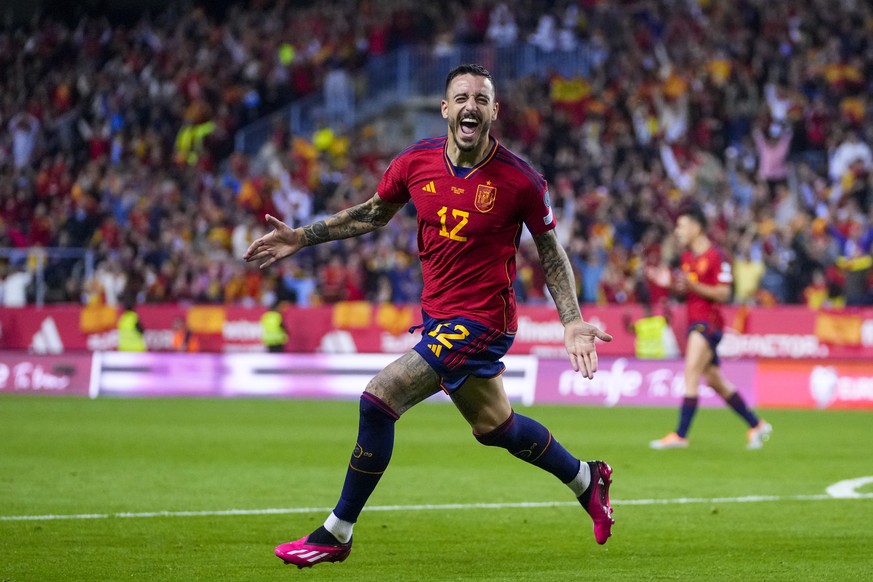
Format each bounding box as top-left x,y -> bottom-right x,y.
533,230 -> 612,378
244,193 -> 403,269
533,229 -> 584,325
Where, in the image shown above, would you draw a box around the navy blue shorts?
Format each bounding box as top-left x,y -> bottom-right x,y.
411,312 -> 515,393
687,321 -> 723,367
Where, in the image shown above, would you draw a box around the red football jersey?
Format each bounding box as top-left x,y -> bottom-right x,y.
680,244 -> 733,331
378,136 -> 555,332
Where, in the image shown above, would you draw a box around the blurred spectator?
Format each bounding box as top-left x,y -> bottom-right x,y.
732,234 -> 765,304
572,242 -> 606,305
486,3 -> 519,48
831,220 -> 873,305
1,265 -> 32,307
343,254 -> 368,302
804,268 -> 846,310
117,298 -> 146,352
528,15 -> 558,53
8,112 -> 40,172
261,300 -> 289,353
752,122 -> 792,199
172,316 -> 200,352
624,302 -> 679,360
764,83 -> 796,126
317,254 -> 349,304
829,130 -> 873,185
803,268 -> 830,310
92,258 -> 126,307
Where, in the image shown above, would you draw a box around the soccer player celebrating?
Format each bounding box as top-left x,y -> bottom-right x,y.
245,64 -> 615,568
650,205 -> 772,450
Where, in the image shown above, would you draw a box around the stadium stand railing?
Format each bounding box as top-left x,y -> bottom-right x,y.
0,248 -> 96,307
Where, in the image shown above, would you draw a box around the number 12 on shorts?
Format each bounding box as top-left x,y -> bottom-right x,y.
427,323 -> 471,357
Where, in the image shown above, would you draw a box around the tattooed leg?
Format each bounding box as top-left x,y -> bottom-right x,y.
364,351 -> 441,415
324,351 -> 440,532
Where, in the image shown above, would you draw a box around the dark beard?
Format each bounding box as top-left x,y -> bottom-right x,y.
453,134 -> 476,152
451,119 -> 484,152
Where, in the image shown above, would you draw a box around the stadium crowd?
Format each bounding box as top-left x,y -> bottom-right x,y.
1,0 -> 872,309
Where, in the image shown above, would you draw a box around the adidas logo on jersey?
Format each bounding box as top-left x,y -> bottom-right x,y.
422,181 -> 437,193
428,343 -> 442,357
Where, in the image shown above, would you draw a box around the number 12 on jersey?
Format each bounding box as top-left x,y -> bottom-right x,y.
437,206 -> 469,242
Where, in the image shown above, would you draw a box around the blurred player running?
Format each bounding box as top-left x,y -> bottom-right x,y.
245,64 -> 615,569
650,205 -> 772,450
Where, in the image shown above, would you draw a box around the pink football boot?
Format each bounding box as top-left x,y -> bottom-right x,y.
275,528 -> 352,569
580,460 -> 614,544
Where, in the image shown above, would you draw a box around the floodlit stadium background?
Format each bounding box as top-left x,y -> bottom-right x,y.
1,1 -> 872,579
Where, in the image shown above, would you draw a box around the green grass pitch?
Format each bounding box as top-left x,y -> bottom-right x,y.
1,394 -> 872,581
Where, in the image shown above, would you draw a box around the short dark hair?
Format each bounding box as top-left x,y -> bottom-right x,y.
678,203 -> 708,229
445,64 -> 495,95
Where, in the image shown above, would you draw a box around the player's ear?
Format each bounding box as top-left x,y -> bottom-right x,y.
492,101 -> 499,120
441,99 -> 448,119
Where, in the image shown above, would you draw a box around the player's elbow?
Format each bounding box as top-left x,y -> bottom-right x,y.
714,285 -> 732,303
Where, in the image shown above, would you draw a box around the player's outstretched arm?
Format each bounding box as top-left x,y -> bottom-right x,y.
533,230 -> 612,379
243,193 -> 404,269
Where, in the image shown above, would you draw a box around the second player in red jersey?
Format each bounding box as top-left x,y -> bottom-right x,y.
679,243 -> 733,332
379,135 -> 553,332
650,205 -> 772,451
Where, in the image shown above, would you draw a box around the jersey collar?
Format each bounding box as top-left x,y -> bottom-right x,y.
443,136 -> 499,179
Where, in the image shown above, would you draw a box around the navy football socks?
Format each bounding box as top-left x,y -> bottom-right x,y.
676,396 -> 699,438
725,392 -> 760,427
332,393 -> 399,524
475,411 -> 580,484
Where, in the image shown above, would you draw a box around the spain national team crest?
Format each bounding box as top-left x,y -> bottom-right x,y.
475,182 -> 497,213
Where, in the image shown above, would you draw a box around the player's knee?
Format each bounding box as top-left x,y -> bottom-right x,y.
359,393 -> 400,424
474,412 -> 554,463
474,411 -> 519,448
473,412 -> 524,455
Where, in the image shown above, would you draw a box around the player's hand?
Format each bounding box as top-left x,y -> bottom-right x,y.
564,319 -> 613,380
672,271 -> 688,294
243,214 -> 302,269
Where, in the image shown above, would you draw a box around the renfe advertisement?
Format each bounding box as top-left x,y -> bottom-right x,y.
533,358 -> 757,408
0,353 -> 93,396
5,352 -> 871,411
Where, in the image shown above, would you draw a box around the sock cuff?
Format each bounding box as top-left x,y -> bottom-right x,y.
361,392 -> 400,420
473,411 -> 516,444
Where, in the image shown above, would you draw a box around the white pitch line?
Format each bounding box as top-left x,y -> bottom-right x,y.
2,493 -> 871,523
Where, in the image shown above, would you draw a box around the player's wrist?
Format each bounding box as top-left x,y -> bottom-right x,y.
560,314 -> 583,326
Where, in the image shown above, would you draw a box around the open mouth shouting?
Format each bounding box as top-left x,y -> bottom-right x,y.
455,114 -> 482,149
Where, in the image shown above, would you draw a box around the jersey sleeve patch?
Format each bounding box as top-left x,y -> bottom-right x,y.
717,261 -> 733,283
